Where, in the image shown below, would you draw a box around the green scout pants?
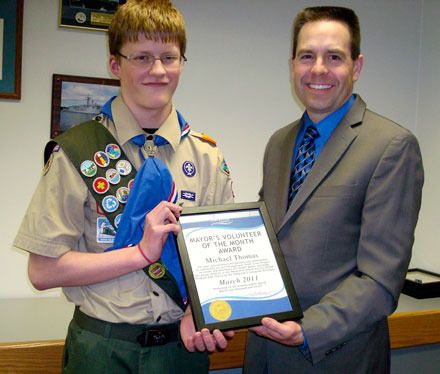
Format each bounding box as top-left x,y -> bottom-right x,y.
62,319 -> 209,374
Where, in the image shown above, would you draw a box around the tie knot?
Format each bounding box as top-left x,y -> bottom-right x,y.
304,125 -> 319,140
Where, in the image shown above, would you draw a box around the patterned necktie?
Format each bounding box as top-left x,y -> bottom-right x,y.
288,125 -> 319,206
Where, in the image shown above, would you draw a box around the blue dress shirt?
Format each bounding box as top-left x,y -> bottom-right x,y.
291,95 -> 356,173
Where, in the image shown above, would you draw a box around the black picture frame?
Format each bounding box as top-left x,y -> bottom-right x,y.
0,0 -> 23,100
176,201 -> 303,331
51,74 -> 120,138
58,0 -> 126,31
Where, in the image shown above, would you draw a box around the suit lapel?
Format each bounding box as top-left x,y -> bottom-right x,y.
279,96 -> 366,233
274,124 -> 300,228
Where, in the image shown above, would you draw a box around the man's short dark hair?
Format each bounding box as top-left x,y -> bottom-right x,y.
292,6 -> 361,60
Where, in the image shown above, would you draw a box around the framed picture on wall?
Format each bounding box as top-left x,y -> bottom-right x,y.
59,0 -> 127,31
0,0 -> 23,100
51,74 -> 120,138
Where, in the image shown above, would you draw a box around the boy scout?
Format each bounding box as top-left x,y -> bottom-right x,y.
14,0 -> 234,372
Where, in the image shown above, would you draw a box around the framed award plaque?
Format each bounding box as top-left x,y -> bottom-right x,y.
176,201 -> 303,331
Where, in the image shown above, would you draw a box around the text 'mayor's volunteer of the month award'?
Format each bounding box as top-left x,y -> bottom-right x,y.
176,202 -> 302,331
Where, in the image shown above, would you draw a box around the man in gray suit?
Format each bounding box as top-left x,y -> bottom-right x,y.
243,6 -> 423,373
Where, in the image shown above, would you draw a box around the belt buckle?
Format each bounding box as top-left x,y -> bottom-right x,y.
137,328 -> 167,347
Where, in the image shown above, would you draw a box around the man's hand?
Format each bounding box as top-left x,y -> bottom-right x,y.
180,306 -> 235,352
138,201 -> 182,263
249,317 -> 304,346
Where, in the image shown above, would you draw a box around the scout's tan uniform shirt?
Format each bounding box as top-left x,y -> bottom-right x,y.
14,96 -> 234,324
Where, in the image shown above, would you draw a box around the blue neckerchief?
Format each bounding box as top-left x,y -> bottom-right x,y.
101,96 -> 116,122
105,99 -> 189,302
292,95 -> 355,168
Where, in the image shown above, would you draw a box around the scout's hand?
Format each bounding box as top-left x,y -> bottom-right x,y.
249,317 -> 304,346
180,306 -> 235,352
138,201 -> 182,263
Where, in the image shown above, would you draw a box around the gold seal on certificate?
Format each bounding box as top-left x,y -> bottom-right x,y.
209,300 -> 232,321
176,201 -> 303,331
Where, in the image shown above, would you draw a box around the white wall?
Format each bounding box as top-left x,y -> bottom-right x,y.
0,0 -> 436,299
411,0 -> 440,270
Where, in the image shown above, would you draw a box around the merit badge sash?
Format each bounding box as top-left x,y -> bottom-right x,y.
46,115 -> 188,310
47,120 -> 136,230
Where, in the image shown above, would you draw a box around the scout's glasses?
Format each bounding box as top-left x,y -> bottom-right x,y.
116,52 -> 187,69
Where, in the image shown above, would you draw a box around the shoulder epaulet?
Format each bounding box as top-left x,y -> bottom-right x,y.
190,130 -> 217,146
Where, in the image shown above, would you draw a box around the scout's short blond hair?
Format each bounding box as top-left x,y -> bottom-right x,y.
108,0 -> 186,57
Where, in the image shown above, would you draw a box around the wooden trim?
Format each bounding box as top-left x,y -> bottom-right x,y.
388,309 -> 440,349
0,340 -> 64,374
210,329 -> 247,370
1,310 -> 439,372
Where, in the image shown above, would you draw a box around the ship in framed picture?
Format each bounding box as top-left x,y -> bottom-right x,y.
51,74 -> 120,138
59,0 -> 127,31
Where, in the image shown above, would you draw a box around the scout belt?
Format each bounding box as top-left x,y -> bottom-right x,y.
73,307 -> 179,347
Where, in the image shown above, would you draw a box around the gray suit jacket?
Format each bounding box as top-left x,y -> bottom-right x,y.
244,96 -> 424,373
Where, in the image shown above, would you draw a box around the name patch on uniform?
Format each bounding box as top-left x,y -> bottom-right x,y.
96,217 -> 116,243
181,190 -> 196,201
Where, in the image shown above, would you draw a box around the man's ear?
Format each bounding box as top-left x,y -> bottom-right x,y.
109,55 -> 121,78
353,54 -> 364,82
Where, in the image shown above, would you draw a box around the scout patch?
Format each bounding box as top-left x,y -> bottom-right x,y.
116,160 -> 132,176
102,195 -> 119,213
106,168 -> 121,185
128,179 -> 134,190
148,262 -> 166,279
182,161 -> 196,177
105,143 -> 122,159
220,157 -> 230,176
80,160 -> 97,177
114,213 -> 122,228
116,186 -> 130,204
93,177 -> 110,194
96,217 -> 116,244
94,151 -> 110,168
181,190 -> 196,201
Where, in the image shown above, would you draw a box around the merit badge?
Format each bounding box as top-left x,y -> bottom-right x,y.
94,151 -> 110,168
180,190 -> 196,201
102,195 -> 119,213
114,213 -> 123,228
209,300 -> 232,321
116,160 -> 132,176
105,144 -> 122,160
106,168 -> 121,185
93,177 -> 110,194
220,158 -> 230,176
127,178 -> 135,190
148,263 -> 166,279
116,186 -> 130,204
96,217 -> 116,244
80,160 -> 97,177
182,161 -> 196,177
